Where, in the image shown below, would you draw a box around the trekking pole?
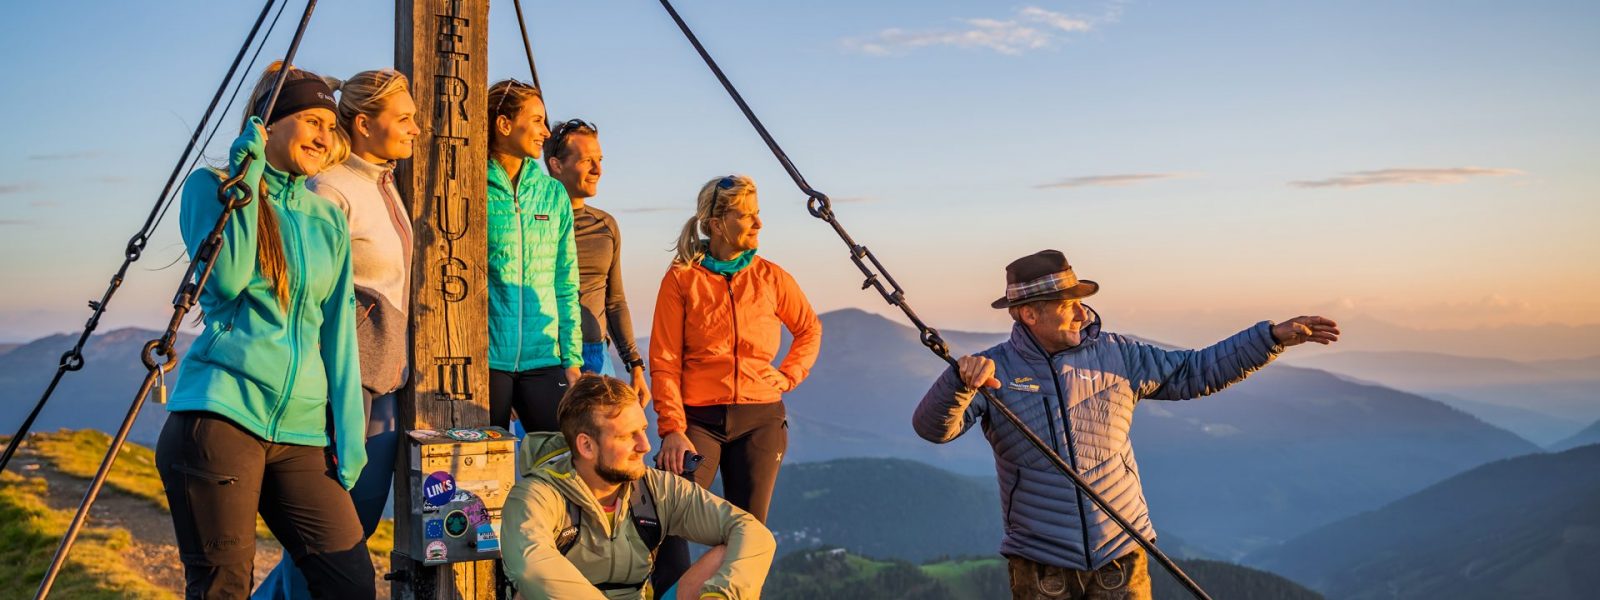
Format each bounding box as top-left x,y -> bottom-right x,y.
32,2 -> 321,597
652,1 -> 1211,598
0,0 -> 282,476
510,0 -> 543,91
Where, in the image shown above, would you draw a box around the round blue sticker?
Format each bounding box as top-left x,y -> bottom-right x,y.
423,471 -> 456,507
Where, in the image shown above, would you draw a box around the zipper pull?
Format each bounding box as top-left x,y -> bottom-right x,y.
155,367 -> 169,405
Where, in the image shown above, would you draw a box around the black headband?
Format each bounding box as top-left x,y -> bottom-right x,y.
255,77 -> 338,125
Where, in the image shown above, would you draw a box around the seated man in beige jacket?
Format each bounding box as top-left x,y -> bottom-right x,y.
502,375 -> 775,599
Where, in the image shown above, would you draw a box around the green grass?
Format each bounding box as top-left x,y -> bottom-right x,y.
19,430 -> 431,589
31,429 -> 168,510
0,471 -> 175,600
922,557 -> 1006,598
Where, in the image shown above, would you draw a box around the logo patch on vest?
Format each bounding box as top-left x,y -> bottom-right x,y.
534,214 -> 550,221
1007,379 -> 1041,393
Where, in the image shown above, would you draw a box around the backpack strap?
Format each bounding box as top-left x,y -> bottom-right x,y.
629,477 -> 663,554
557,478 -> 662,556
556,497 -> 583,555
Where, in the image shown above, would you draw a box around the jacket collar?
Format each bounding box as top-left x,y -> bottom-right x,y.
261,163 -> 307,201
338,155 -> 393,182
487,155 -> 545,194
1006,310 -> 1104,363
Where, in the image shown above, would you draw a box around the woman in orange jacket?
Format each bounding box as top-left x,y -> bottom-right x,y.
650,174 -> 822,522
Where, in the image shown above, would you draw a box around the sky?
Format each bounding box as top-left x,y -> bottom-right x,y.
0,0 -> 1596,350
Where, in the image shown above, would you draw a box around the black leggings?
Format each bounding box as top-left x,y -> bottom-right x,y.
155,411 -> 374,600
489,366 -> 568,433
653,403 -> 788,598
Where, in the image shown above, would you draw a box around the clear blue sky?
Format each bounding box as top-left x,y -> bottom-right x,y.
1,0 -> 1596,345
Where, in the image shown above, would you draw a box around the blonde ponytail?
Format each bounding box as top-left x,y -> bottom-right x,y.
672,175 -> 755,266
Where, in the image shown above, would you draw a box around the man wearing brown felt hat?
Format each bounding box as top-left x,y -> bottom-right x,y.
914,249 -> 1339,600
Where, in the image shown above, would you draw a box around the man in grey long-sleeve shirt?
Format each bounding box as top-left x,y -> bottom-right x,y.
913,249 -> 1339,600
544,119 -> 649,404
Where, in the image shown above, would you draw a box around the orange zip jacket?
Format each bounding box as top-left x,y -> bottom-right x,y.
649,256 -> 822,436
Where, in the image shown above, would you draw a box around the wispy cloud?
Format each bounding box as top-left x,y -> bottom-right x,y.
1035,173 -> 1187,189
28,150 -> 108,161
0,182 -> 39,195
842,4 -> 1119,56
0,218 -> 33,226
1290,167 -> 1524,189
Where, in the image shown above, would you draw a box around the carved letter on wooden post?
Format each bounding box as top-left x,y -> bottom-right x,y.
395,0 -> 496,597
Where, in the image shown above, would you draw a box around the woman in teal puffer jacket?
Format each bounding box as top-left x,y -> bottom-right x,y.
154,63 -> 374,599
485,80 -> 583,433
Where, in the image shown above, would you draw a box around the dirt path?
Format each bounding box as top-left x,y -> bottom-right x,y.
15,446 -> 392,598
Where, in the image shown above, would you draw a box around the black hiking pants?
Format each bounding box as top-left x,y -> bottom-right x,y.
155,411 -> 375,600
682,402 -> 788,521
652,402 -> 788,598
489,366 -> 569,433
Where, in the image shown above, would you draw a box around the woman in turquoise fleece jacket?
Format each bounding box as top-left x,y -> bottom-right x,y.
154,63 -> 374,599
485,79 -> 583,434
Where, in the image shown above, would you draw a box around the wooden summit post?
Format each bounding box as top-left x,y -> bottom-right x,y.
394,0 -> 496,597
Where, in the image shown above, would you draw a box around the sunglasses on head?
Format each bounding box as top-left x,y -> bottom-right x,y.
548,119 -> 597,153
492,79 -> 536,119
714,175 -> 739,207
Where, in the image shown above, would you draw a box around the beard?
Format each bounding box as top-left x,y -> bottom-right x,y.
595,457 -> 646,485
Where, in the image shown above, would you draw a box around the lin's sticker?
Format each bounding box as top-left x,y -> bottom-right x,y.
423,471 -> 456,507
476,523 -> 500,553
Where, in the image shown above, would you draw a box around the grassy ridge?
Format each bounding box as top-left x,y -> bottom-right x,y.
0,471 -> 173,599
5,430 -> 395,597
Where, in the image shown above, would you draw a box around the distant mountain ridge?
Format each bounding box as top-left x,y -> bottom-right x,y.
1287,349 -> 1600,445
1249,443 -> 1600,599
1552,419 -> 1600,451
0,327 -> 194,446
0,314 -> 1548,563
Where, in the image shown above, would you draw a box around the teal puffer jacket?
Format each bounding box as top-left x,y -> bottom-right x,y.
170,165 -> 366,489
487,158 -> 582,372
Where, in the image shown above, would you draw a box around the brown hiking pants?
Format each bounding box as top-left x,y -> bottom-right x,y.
1008,549 -> 1151,600
683,402 -> 788,522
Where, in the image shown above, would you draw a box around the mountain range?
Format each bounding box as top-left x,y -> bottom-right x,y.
1248,443 -> 1600,599
1286,350 -> 1600,445
0,328 -> 193,447
780,309 -> 1542,558
0,312 -> 1566,562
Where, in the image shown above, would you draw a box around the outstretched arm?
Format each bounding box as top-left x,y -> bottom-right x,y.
1125,316 -> 1339,401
